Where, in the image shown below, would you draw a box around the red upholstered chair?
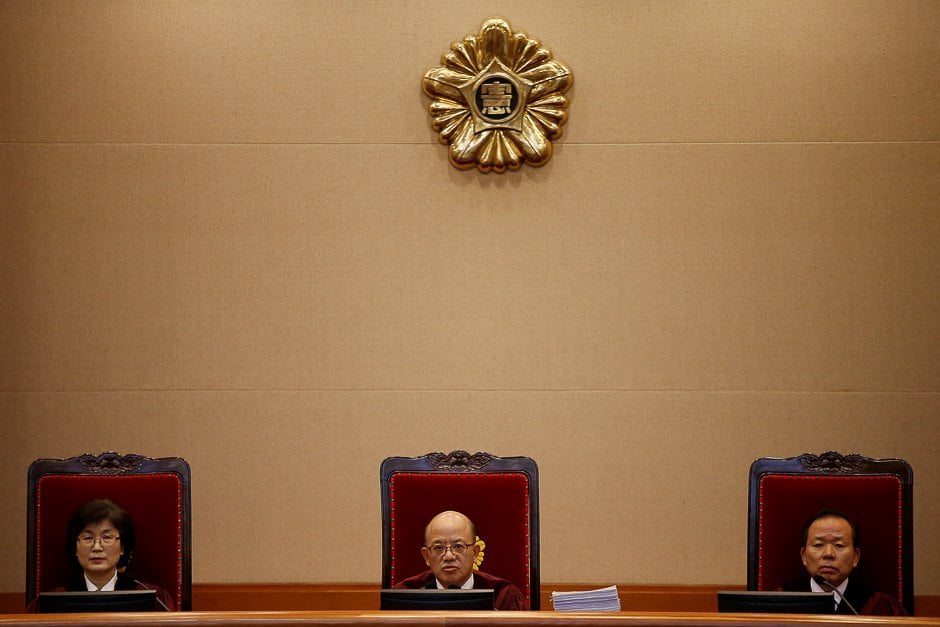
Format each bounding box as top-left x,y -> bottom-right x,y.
380,451 -> 540,609
26,452 -> 192,611
748,451 -> 913,614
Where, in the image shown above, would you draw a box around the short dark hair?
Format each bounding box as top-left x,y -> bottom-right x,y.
66,499 -> 136,570
801,508 -> 860,547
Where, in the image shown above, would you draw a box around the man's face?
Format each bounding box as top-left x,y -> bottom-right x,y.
76,519 -> 124,582
800,516 -> 859,588
420,513 -> 479,588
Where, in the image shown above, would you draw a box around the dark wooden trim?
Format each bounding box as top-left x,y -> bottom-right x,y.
192,584 -> 380,611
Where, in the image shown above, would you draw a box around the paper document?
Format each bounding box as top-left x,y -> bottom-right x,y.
551,585 -> 621,612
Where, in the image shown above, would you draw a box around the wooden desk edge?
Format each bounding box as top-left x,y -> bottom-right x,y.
1,611 -> 938,627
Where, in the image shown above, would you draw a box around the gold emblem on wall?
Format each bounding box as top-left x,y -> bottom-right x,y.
422,18 -> 573,173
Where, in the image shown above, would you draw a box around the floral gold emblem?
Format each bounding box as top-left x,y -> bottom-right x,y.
473,536 -> 485,570
422,18 -> 573,173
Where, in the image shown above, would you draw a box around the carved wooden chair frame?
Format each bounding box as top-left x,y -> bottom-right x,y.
27,452 -> 193,611
747,451 -> 913,614
380,450 -> 540,609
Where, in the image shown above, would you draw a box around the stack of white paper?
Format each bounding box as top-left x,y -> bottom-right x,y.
551,585 -> 621,612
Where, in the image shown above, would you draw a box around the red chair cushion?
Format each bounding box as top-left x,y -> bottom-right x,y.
35,473 -> 184,608
756,473 -> 904,602
389,472 -> 531,596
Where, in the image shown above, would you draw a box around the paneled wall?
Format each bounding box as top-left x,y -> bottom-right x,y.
1,0 -> 937,599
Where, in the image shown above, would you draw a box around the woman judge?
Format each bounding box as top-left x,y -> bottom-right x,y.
30,499 -> 175,611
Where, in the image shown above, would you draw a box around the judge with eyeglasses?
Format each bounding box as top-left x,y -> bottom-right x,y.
393,510 -> 528,610
29,499 -> 175,611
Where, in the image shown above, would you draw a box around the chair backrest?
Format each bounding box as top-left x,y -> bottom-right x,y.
26,452 -> 192,611
747,451 -> 913,614
380,451 -> 540,609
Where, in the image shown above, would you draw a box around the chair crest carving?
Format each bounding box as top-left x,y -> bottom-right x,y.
798,451 -> 870,473
74,451 -> 149,475
425,450 -> 496,472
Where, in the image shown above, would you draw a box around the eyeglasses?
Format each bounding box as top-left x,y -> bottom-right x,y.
77,533 -> 120,547
425,543 -> 470,557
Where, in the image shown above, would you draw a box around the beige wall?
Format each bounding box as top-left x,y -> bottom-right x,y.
1,0 -> 937,597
